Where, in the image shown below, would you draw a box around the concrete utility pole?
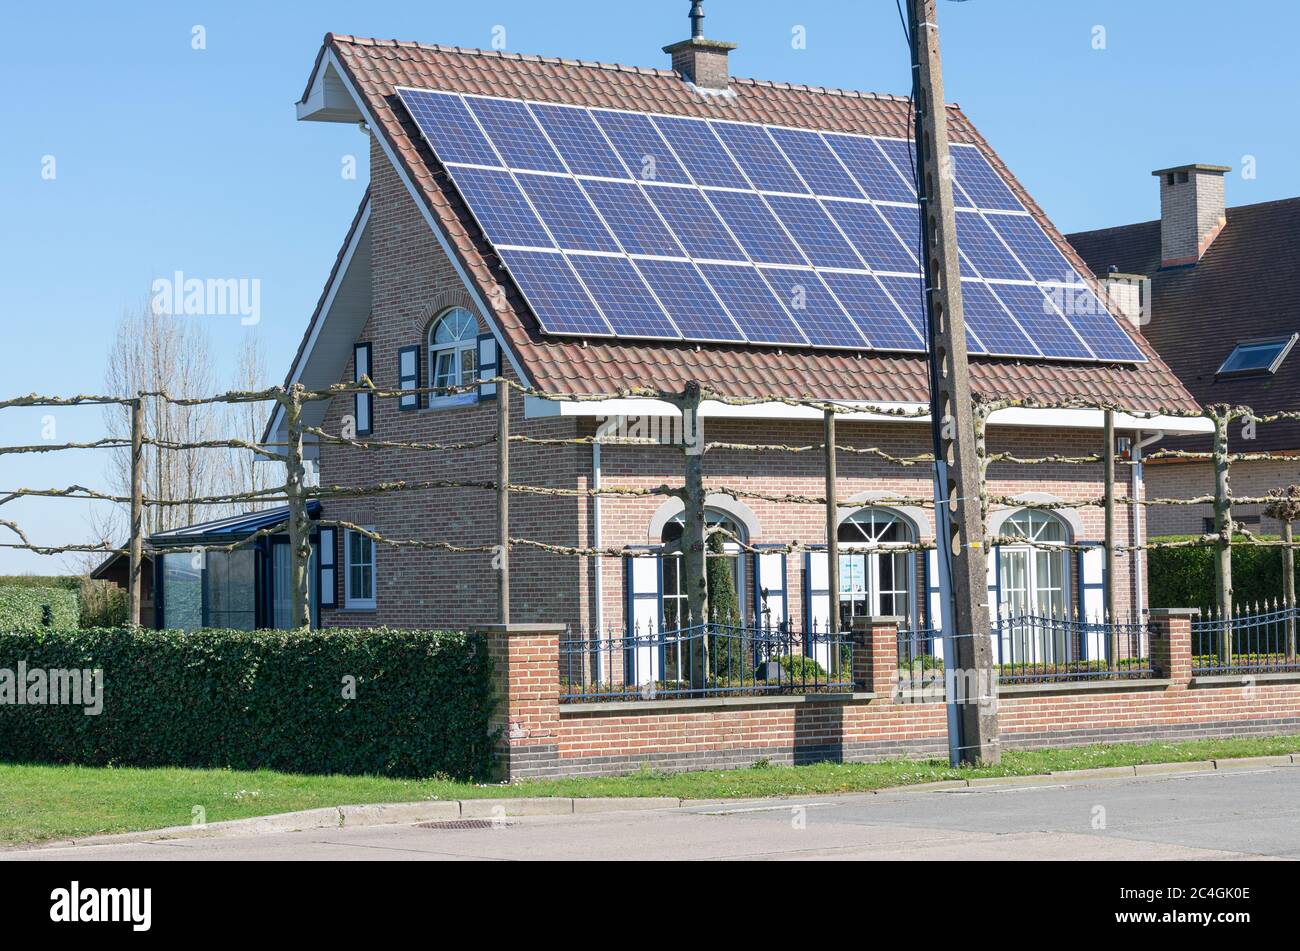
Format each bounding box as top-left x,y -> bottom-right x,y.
908,0 -> 1000,765
1103,411 -> 1119,669
497,384 -> 511,625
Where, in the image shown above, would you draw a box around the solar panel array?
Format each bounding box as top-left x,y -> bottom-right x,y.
397,87 -> 1145,363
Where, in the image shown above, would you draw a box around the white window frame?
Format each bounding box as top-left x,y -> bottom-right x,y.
344,527 -> 377,610
836,507 -> 917,628
427,308 -> 479,409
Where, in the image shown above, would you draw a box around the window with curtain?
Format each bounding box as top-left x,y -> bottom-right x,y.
997,508 -> 1071,663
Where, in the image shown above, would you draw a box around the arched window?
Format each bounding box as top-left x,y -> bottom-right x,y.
836,508 -> 916,628
660,510 -> 745,633
427,308 -> 478,405
997,509 -> 1071,664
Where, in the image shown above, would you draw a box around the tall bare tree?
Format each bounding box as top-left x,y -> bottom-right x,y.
102,300 -> 224,535
219,330 -> 278,512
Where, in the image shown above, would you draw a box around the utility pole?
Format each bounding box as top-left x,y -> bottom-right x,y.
908,0 -> 1000,765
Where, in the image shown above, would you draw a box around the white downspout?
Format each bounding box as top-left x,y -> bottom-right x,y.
1131,430 -> 1164,619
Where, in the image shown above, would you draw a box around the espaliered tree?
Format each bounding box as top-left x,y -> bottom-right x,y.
1264,485 -> 1300,659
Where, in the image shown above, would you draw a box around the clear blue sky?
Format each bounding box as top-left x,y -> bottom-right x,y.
2,0 -> 1296,574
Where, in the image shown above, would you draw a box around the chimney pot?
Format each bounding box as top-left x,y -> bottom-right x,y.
1151,163 -> 1231,268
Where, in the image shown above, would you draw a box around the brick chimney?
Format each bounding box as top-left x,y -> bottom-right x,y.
1151,163 -> 1231,268
664,1 -> 737,91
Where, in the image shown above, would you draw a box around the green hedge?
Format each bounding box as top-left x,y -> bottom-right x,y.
1148,535 -> 1299,611
0,587 -> 80,631
0,627 -> 495,779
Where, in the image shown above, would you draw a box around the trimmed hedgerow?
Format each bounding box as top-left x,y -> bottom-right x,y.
1148,535 -> 1300,611
0,587 -> 80,631
0,627 -> 495,779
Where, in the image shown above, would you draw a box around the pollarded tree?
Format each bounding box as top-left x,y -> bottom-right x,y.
1264,485 -> 1300,658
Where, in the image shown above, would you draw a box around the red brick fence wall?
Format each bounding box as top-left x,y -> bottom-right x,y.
482,611 -> 1300,780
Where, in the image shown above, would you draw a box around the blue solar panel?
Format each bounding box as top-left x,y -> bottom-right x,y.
497,249 -> 611,336
514,173 -> 620,253
873,139 -> 922,194
991,283 -> 1095,360
874,204 -> 923,266
447,167 -> 553,248
634,258 -> 745,342
767,127 -> 863,199
567,254 -> 679,339
1046,285 -> 1146,362
464,96 -> 566,173
712,122 -> 808,194
590,110 -> 690,184
818,271 -> 925,351
652,116 -> 750,189
399,90 -> 1144,361
757,268 -> 866,348
398,89 -> 501,167
988,214 -> 1074,283
960,280 -> 1038,356
764,195 -> 865,270
824,134 -> 916,203
578,179 -> 684,257
696,264 -> 807,345
955,211 -> 1031,281
875,273 -> 985,354
530,103 -> 629,179
951,145 -> 1023,212
822,201 -> 917,273
705,191 -> 805,266
643,185 -> 745,261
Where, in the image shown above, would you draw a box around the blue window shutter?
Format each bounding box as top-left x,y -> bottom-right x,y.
397,346 -> 420,411
353,343 -> 373,436
477,333 -> 499,401
317,527 -> 338,609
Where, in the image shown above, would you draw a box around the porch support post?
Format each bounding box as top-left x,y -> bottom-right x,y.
1283,519 -> 1296,660
824,407 -> 839,634
1103,410 -> 1119,669
283,384 -> 312,629
497,383 -> 511,626
127,396 -> 145,627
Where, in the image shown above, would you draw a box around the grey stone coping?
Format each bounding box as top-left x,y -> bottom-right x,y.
559,691 -> 875,716
1191,671 -> 1300,686
1148,608 -> 1201,617
998,678 -> 1173,696
478,624 -> 567,635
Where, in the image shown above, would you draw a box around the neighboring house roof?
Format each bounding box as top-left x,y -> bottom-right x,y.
89,547 -> 155,582
149,501 -> 322,547
289,34 -> 1197,414
1069,198 -> 1300,451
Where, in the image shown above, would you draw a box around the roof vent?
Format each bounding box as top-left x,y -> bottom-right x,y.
663,1 -> 737,91
1151,163 -> 1231,268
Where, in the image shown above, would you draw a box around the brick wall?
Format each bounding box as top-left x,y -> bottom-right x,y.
1146,457 -> 1300,537
489,612 -> 1300,779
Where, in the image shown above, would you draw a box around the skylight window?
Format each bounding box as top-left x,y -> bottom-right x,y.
1216,334 -> 1298,378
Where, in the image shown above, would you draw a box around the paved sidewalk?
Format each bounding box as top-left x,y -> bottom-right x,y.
5,764 -> 1296,861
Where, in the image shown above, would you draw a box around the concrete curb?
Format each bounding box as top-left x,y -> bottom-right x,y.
7,754 -> 1297,852
7,797 -> 686,852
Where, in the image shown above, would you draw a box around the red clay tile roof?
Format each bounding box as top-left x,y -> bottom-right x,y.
314,34 -> 1198,413
1070,198 -> 1300,450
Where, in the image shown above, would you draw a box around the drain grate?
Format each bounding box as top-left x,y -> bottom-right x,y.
416,818 -> 510,830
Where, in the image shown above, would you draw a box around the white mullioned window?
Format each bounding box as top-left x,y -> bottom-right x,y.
836,507 -> 916,629
345,528 -> 377,610
997,509 -> 1070,663
427,308 -> 479,406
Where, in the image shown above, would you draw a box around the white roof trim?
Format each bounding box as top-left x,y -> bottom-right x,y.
264,198 -> 372,446
524,396 -> 1213,434
318,47 -> 528,387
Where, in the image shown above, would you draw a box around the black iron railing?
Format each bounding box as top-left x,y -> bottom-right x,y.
991,613 -> 1152,684
1192,603 -> 1300,675
560,622 -> 853,703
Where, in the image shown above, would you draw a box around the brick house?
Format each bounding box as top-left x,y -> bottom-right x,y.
1070,171 -> 1300,538
194,15 -> 1214,665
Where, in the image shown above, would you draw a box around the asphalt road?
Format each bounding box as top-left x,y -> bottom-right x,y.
5,765 -> 1298,861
